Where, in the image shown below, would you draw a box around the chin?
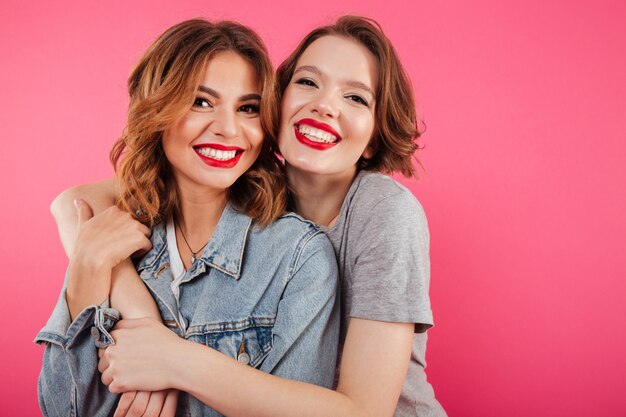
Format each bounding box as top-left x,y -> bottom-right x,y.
286,158 -> 326,176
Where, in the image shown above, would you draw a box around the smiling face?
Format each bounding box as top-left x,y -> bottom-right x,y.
278,35 -> 378,180
162,51 -> 264,196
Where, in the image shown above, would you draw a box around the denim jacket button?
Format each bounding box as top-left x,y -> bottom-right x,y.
237,352 -> 250,365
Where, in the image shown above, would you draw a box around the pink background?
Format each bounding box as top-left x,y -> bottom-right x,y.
2,1 -> 625,416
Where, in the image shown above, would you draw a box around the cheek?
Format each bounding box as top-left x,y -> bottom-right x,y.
161,130 -> 175,158
280,87 -> 306,122
345,110 -> 375,148
167,114 -> 201,144
244,120 -> 265,150
357,113 -> 376,138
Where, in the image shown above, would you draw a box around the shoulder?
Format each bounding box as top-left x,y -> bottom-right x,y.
248,213 -> 337,288
348,172 -> 428,235
256,211 -> 325,242
343,175 -> 433,327
50,177 -> 117,217
251,212 -> 335,262
276,211 -> 324,232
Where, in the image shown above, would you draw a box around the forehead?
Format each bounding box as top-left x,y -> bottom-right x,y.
296,35 -> 378,91
199,51 -> 260,92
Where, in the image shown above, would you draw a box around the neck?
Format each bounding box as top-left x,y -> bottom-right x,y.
286,165 -> 357,227
175,182 -> 228,252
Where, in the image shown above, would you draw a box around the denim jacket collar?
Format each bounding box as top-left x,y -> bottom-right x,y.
136,204 -> 252,280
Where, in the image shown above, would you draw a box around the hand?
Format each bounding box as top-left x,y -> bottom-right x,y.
113,390 -> 178,417
65,201 -> 152,319
71,200 -> 152,272
99,318 -> 182,393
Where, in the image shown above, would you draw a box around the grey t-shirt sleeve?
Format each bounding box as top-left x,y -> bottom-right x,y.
348,184 -> 433,332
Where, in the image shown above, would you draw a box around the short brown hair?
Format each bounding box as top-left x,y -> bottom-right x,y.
110,19 -> 286,227
276,15 -> 421,177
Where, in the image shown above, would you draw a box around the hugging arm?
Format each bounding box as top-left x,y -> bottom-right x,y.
99,230 -> 413,417
50,178 -> 160,320
38,179 -> 173,416
100,187 -> 427,417
100,299 -> 412,417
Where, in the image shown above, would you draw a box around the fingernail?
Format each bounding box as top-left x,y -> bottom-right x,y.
74,198 -> 82,208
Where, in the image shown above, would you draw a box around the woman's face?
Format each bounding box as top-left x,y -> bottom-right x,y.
278,35 -> 378,179
163,51 -> 264,195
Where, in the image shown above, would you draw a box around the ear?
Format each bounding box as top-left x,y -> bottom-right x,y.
362,146 -> 375,159
362,137 -> 378,159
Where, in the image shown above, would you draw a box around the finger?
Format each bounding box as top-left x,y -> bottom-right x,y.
113,391 -> 137,417
132,235 -> 153,253
97,352 -> 109,374
101,366 -> 113,387
74,198 -> 94,224
160,390 -> 178,417
127,391 -> 150,417
143,391 -> 167,417
137,222 -> 151,238
132,247 -> 149,259
130,236 -> 153,259
141,236 -> 153,252
130,235 -> 153,259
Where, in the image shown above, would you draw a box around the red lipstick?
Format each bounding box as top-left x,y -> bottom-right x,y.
194,143 -> 244,168
294,118 -> 341,150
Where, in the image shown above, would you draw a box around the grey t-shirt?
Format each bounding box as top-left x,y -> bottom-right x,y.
323,171 -> 447,417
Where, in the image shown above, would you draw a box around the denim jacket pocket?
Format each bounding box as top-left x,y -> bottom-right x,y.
187,320 -> 274,368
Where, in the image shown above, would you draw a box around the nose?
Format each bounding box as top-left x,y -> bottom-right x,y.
210,107 -> 239,139
310,89 -> 339,118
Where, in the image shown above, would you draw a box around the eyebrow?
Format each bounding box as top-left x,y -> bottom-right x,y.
293,65 -> 375,98
346,80 -> 375,98
198,85 -> 261,101
294,65 -> 322,77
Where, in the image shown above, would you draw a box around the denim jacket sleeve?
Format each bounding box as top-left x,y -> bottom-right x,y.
258,231 -> 340,387
34,278 -> 121,417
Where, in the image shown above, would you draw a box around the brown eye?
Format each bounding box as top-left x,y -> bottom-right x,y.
239,104 -> 260,114
295,78 -> 318,88
193,97 -> 212,108
346,94 -> 369,106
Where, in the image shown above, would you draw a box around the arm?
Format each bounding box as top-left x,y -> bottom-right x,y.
101,182 -> 432,417
100,231 -> 412,417
51,180 -> 159,320
37,282 -> 177,417
48,182 -> 172,415
101,317 -> 412,417
37,304 -> 122,417
64,201 -> 153,320
179,317 -> 413,417
51,178 -> 118,257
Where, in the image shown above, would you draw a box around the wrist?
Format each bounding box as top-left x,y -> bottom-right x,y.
168,338 -> 200,391
70,246 -> 113,275
66,257 -> 112,317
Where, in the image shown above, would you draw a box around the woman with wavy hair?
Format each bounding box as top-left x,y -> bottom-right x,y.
50,15 -> 446,417
36,18 -> 339,417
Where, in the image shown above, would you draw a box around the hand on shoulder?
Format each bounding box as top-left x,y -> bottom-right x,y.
71,201 -> 152,272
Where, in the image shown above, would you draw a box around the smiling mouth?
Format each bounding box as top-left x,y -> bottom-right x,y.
295,124 -> 340,144
194,145 -> 244,168
195,147 -> 239,161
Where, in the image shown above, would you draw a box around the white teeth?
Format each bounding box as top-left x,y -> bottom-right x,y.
297,125 -> 337,143
196,147 -> 237,161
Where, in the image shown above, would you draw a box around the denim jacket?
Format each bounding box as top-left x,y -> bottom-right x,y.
35,205 -> 340,417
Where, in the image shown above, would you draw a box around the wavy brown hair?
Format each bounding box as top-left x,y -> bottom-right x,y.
110,19 -> 286,227
276,15 -> 422,177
